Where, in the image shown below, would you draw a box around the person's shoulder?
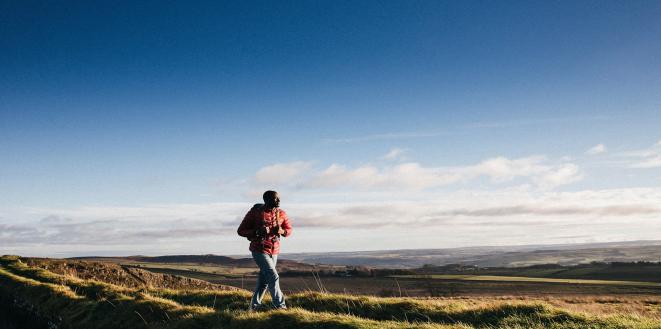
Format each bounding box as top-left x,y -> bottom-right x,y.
248,203 -> 264,214
277,208 -> 288,216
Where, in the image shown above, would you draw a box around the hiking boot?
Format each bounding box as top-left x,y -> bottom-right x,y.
249,304 -> 268,312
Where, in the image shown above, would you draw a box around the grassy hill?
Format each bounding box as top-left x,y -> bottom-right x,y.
2,255 -> 661,329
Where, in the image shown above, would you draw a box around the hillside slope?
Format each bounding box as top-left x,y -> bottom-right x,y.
22,257 -> 241,291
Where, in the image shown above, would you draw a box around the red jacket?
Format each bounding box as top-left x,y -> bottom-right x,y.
237,204 -> 292,255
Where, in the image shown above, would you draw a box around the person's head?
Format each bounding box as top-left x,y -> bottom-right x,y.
263,190 -> 280,208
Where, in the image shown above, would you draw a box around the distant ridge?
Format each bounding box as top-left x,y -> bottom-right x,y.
70,254 -> 315,269
280,240 -> 661,268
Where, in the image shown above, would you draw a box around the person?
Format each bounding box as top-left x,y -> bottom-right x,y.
237,190 -> 293,310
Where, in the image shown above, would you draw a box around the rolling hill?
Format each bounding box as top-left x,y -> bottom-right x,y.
2,255 -> 661,329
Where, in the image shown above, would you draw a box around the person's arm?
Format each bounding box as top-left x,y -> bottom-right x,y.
237,210 -> 258,240
278,210 -> 292,237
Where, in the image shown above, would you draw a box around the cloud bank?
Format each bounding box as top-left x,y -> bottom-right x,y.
253,155 -> 582,191
3,187 -> 661,256
4,143 -> 660,257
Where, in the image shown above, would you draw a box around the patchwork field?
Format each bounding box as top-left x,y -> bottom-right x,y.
391,275 -> 661,287
2,255 -> 661,328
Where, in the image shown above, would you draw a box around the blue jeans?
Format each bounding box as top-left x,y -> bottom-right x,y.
251,252 -> 286,308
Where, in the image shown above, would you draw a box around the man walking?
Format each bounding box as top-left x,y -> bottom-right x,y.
237,190 -> 293,310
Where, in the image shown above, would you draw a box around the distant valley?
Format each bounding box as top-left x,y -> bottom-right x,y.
279,240 -> 661,268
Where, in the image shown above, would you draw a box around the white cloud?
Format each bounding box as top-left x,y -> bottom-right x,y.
586,144 -> 607,155
254,161 -> 313,184
457,156 -> 583,189
630,156 -> 661,169
301,162 -> 461,190
619,141 -> 661,169
288,156 -> 581,191
382,148 -> 408,161
533,163 -> 583,189
463,156 -> 549,182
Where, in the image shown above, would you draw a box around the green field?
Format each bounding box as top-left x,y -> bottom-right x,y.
391,275 -> 661,287
127,262 -> 255,278
417,263 -> 661,283
2,255 -> 661,329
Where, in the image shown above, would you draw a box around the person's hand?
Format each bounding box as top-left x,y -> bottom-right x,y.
256,227 -> 270,237
277,228 -> 285,236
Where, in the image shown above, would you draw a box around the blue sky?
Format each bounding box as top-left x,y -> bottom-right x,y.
1,1 -> 660,257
